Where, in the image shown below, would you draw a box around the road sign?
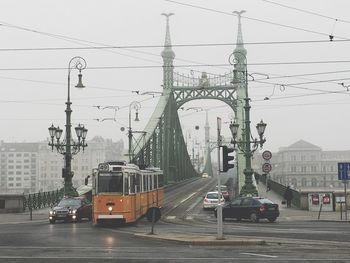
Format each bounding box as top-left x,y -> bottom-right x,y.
338,162 -> 350,180
262,163 -> 272,173
262,150 -> 272,161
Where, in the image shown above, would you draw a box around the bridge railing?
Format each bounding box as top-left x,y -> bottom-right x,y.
260,174 -> 301,208
23,189 -> 64,211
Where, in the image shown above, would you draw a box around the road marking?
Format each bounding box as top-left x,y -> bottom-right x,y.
180,192 -> 197,204
166,216 -> 176,220
186,197 -> 203,212
241,252 -> 277,258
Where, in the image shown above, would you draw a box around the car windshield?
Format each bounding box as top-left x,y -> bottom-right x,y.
58,198 -> 81,207
206,193 -> 222,199
98,172 -> 123,193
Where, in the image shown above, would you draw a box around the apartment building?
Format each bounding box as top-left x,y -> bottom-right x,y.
0,137 -> 124,194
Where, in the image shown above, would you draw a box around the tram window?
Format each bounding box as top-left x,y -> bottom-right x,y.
151,175 -> 154,190
143,175 -> 147,192
158,174 -> 164,187
124,176 -> 129,195
129,173 -> 135,194
135,173 -> 141,193
98,172 -> 123,193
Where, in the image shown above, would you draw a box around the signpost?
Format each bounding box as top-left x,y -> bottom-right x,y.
262,163 -> 272,173
337,162 -> 350,220
262,150 -> 272,161
262,151 -> 272,187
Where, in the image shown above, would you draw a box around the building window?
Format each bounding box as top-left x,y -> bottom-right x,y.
301,166 -> 306,172
301,156 -> 305,161
311,178 -> 317,187
292,155 -> 297,161
311,166 -> 317,172
8,177 -> 14,181
0,200 -> 5,209
291,166 -> 296,173
16,183 -> 21,187
301,178 -> 307,187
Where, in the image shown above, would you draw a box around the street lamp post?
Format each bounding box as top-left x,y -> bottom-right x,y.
128,101 -> 141,163
48,56 -> 87,197
229,51 -> 267,196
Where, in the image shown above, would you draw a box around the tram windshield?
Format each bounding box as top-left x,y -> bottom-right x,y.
98,172 -> 123,193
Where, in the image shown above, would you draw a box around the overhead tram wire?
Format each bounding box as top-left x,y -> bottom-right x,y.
1,39 -> 350,52
2,59 -> 350,72
164,0 -> 350,40
262,0 -> 350,24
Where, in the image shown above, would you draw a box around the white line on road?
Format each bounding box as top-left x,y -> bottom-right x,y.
241,252 -> 277,258
180,192 -> 197,204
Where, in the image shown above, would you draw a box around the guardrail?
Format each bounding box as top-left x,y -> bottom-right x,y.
23,189 -> 63,211
260,174 -> 301,208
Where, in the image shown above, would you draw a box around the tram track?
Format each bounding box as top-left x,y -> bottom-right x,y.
161,177 -> 217,218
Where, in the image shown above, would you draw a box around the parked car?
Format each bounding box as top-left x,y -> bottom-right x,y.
214,197 -> 279,222
203,191 -> 225,210
214,185 -> 230,200
49,196 -> 92,224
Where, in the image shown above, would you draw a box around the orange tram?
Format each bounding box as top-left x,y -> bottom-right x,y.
92,161 -> 164,225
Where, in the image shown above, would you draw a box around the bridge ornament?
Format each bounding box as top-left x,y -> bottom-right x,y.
172,71 -> 238,110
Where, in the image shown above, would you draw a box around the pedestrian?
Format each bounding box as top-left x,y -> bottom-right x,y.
283,186 -> 293,208
266,181 -> 271,192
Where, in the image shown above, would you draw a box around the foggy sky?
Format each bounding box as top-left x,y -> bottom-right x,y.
1,0 -> 349,153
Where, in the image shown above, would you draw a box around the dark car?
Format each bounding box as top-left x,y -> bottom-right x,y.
214,197 -> 279,222
49,197 -> 92,224
214,185 -> 230,200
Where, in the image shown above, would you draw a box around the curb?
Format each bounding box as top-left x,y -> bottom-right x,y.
134,233 -> 266,246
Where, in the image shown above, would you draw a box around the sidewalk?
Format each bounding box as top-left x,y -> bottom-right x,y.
0,208 -> 50,224
256,182 -> 343,222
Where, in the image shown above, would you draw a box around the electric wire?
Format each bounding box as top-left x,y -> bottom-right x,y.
164,0 -> 350,40
262,0 -> 350,24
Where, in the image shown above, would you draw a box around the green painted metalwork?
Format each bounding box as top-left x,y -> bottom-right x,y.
23,189 -> 63,211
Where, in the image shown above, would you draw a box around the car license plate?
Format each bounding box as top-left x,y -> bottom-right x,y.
57,214 -> 66,218
268,207 -> 275,211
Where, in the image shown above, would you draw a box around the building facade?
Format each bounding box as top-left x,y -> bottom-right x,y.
0,137 -> 124,194
254,140 -> 350,191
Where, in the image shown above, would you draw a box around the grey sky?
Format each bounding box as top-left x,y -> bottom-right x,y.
0,0 -> 349,153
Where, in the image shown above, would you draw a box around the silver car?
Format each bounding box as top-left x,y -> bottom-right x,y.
203,191 -> 225,210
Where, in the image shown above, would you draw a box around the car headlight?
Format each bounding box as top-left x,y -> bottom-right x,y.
49,210 -> 53,215
108,206 -> 113,212
72,209 -> 77,214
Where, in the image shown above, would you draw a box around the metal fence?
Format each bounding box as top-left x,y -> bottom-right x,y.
23,189 -> 64,211
260,174 -> 301,208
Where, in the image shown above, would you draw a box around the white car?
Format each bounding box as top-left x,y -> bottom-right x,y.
202,173 -> 209,178
203,191 -> 225,210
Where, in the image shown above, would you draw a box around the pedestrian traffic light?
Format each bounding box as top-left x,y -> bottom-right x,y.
220,145 -> 235,172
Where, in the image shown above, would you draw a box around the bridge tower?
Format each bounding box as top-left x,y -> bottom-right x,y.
131,13 -> 254,192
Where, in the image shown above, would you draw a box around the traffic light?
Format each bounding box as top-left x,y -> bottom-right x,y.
220,145 -> 235,172
62,168 -> 66,178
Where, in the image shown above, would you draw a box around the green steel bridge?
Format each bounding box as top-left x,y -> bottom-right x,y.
129,13 -> 248,188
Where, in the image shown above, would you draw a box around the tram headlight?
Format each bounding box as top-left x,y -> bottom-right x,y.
108,206 -> 113,212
